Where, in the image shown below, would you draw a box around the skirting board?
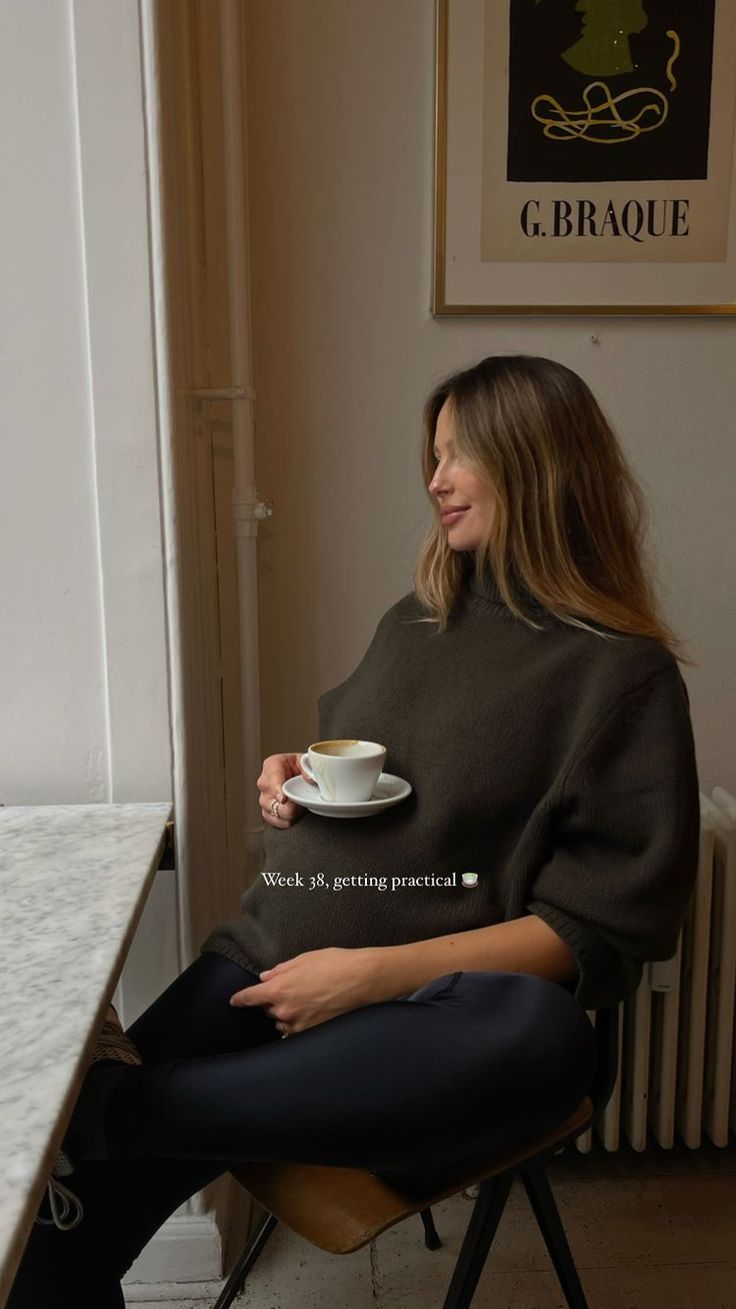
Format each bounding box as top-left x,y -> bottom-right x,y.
123,1280 -> 225,1303
123,1213 -> 222,1288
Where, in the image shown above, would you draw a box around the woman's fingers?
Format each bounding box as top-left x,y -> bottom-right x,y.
269,796 -> 301,827
260,787 -> 297,828
257,752 -> 308,827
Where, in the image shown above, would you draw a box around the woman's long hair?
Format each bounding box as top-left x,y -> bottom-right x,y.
412,354 -> 693,667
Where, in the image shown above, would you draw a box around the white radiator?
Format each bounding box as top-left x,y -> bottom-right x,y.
576,787 -> 736,1153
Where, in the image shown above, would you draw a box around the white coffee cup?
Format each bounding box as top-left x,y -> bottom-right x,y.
300,739 -> 387,803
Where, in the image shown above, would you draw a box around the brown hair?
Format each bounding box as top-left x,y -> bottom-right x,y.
412,354 -> 694,667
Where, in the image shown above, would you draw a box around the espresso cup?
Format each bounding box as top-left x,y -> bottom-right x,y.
300,739 -> 387,803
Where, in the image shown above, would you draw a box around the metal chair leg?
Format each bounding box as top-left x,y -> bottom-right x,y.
520,1158 -> 589,1309
441,1171 -> 514,1309
419,1205 -> 442,1249
213,1210 -> 278,1309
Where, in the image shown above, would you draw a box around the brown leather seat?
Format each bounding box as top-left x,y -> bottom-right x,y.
230,1095 -> 592,1255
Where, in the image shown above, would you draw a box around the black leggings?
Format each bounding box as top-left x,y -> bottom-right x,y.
8,953 -> 597,1308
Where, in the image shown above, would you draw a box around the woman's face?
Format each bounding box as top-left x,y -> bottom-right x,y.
428,400 -> 496,550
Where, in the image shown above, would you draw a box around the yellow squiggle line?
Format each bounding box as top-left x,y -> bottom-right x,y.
531,31 -> 682,146
666,30 -> 680,92
532,81 -> 668,144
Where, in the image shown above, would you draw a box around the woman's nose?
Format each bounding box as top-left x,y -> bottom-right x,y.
429,463 -> 450,496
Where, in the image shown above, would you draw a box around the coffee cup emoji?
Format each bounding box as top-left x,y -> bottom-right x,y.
462,872 -> 478,888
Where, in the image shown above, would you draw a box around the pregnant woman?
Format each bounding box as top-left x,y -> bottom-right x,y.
9,354 -> 700,1307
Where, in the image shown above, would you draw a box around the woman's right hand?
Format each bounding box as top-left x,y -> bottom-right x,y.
258,752 -> 310,828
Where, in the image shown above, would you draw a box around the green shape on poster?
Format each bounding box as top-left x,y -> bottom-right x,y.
562,0 -> 649,77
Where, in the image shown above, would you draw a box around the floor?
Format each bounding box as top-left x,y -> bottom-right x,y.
126,1136 -> 736,1308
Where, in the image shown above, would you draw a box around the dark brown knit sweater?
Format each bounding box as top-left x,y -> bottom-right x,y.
202,560 -> 701,1010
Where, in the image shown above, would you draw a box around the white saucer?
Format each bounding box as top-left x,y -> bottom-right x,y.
281,772 -> 412,819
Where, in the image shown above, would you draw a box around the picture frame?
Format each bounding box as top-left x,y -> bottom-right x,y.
433,0 -> 736,316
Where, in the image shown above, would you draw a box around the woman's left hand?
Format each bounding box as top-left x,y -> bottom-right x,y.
228,946 -> 383,1035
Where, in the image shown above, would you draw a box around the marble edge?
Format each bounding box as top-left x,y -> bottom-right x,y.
0,801 -> 172,818
0,804 -> 172,1303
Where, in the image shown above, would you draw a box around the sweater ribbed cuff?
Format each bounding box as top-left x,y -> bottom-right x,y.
525,900 -> 642,1012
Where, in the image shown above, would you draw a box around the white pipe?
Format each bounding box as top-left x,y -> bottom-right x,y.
218,0 -> 269,886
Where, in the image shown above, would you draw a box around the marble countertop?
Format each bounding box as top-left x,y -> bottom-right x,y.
0,802 -> 172,1306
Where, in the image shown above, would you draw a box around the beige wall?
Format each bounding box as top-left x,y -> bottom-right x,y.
245,0 -> 735,794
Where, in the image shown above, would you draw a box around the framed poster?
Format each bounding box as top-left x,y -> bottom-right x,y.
433,0 -> 736,314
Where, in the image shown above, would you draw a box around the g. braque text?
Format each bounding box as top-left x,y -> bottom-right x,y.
520,197 -> 689,243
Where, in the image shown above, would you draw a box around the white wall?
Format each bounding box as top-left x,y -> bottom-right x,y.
245,0 -> 736,796
0,0 -> 172,808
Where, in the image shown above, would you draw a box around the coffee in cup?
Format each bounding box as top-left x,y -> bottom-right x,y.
300,739 -> 386,803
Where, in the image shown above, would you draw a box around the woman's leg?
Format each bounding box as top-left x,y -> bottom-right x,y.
127,951 -> 281,1062
83,970 -> 598,1175
6,1157 -> 228,1309
9,966 -> 597,1307
7,953 -> 279,1309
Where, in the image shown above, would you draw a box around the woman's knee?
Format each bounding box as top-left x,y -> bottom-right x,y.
445,971 -> 596,1074
405,967 -> 584,1024
403,971 -> 463,1003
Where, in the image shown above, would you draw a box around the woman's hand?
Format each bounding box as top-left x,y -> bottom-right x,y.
229,947 -> 381,1035
258,751 -> 311,828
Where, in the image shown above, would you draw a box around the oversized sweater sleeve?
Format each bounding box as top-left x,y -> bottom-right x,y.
525,663 -> 701,1012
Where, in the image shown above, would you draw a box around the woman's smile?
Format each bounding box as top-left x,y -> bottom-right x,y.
440,506 -> 469,526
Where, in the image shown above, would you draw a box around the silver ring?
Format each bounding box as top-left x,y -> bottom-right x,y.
269,797 -> 281,817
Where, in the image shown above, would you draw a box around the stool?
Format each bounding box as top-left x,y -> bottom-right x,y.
214,1005 -> 618,1309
